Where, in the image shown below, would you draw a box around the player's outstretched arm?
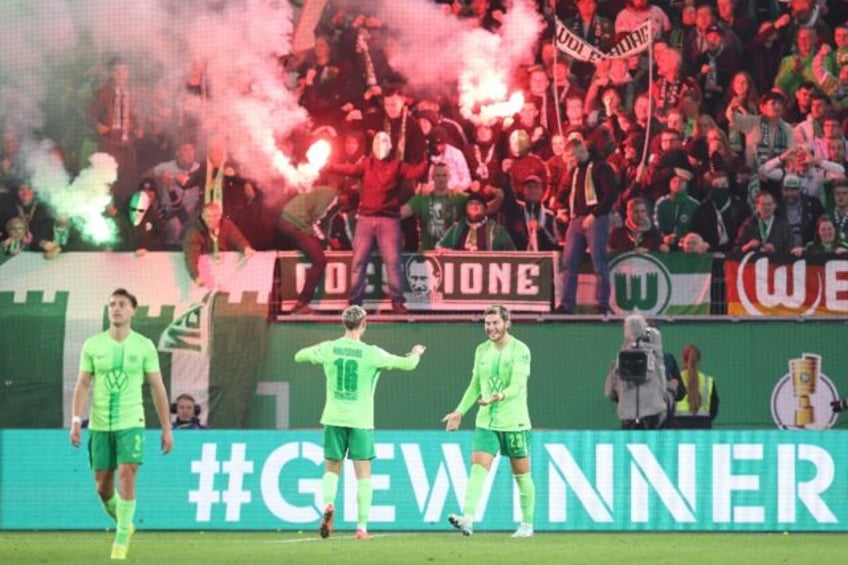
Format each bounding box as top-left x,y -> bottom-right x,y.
409,344 -> 426,356
69,370 -> 92,447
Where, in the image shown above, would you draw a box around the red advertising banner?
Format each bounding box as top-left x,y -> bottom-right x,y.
725,253 -> 848,316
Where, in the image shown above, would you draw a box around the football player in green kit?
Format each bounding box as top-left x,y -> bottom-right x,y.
442,304 -> 534,538
69,288 -> 173,560
295,305 -> 426,540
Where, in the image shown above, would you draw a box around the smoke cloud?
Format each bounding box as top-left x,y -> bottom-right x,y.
1,0 -> 544,222
1,0 -> 306,215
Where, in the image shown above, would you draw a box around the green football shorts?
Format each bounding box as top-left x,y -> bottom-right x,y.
88,428 -> 145,470
471,428 -> 531,458
323,425 -> 375,461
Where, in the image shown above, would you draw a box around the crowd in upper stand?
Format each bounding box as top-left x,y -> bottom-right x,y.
3,0 -> 848,278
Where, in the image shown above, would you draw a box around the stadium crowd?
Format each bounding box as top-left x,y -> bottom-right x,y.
3,0 -> 848,311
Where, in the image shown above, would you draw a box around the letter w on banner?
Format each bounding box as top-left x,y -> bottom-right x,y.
555,19 -> 652,61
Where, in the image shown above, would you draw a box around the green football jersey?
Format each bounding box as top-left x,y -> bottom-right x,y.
455,336 -> 532,432
294,336 -> 420,429
80,330 -> 160,431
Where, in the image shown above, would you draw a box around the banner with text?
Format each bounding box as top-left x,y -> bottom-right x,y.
276,251 -> 556,313
555,19 -> 651,62
4,430 -> 847,531
725,253 -> 848,316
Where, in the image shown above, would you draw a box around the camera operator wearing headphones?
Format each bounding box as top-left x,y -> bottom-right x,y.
171,394 -> 206,430
604,314 -> 670,430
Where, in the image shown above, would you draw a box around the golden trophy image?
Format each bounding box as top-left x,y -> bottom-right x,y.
790,354 -> 821,428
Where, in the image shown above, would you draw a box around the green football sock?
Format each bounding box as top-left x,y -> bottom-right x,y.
101,492 -> 118,522
356,478 -> 373,530
114,496 -> 136,546
322,471 -> 340,507
463,464 -> 489,522
515,473 -> 535,524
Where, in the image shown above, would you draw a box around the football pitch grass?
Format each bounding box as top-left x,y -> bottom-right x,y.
2,531 -> 848,564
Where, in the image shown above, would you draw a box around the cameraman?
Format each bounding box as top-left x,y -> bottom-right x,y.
604,314 -> 670,430
171,393 -> 206,430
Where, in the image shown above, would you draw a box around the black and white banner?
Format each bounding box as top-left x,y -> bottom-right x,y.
555,19 -> 652,62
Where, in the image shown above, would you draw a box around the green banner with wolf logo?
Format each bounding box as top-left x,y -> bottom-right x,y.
574,252 -> 712,315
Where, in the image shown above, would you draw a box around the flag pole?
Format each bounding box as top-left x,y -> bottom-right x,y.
641,20 -> 653,167
641,18 -> 654,165
552,30 -> 563,138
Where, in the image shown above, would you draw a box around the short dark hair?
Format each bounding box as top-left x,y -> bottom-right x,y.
176,393 -> 196,404
811,91 -> 831,104
111,288 -> 138,308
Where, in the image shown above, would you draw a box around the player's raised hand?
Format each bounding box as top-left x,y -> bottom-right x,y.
442,411 -> 461,431
410,344 -> 426,356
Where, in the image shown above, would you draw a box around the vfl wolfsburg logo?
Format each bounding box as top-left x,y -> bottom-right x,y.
609,253 -> 672,315
104,369 -> 129,393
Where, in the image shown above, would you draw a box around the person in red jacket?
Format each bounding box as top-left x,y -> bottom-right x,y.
324,132 -> 426,313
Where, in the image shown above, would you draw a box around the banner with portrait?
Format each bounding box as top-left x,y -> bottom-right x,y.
275,251 -> 556,313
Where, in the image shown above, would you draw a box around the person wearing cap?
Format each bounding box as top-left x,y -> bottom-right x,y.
727,90 -> 796,172
694,23 -> 740,117
733,190 -> 793,255
776,173 -> 824,248
436,192 -> 516,251
654,166 -> 700,251
511,175 -> 558,251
